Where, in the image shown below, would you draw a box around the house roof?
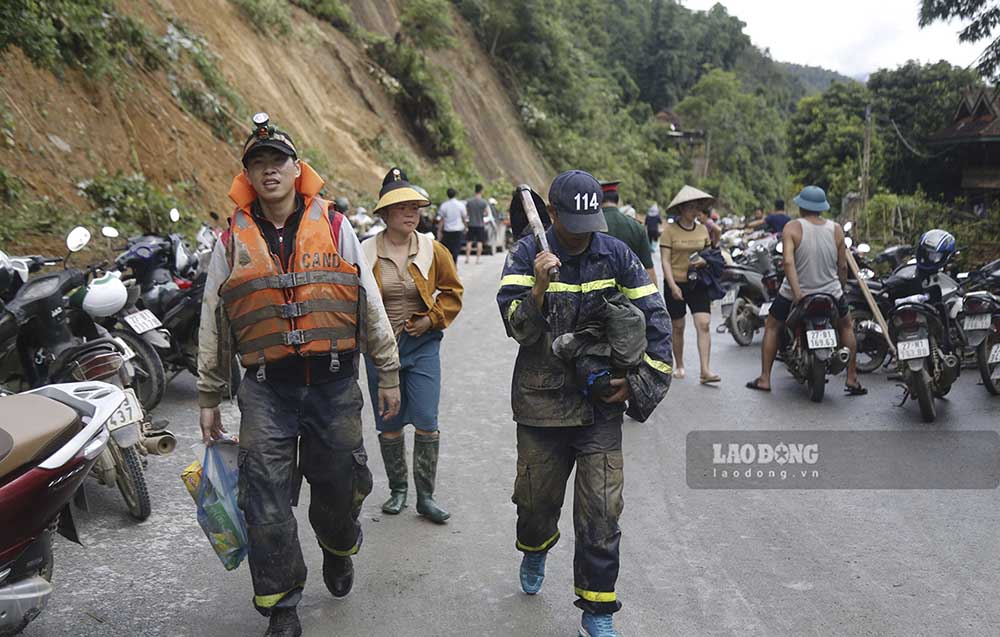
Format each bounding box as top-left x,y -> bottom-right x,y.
928,87 -> 1000,145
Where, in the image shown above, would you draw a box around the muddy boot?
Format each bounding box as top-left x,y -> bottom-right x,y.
321,549 -> 354,598
264,607 -> 302,637
413,434 -> 450,524
378,434 -> 408,514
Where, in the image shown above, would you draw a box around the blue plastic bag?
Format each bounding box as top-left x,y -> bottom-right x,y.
182,442 -> 248,570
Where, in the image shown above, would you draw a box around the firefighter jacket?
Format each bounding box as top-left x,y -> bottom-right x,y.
196,162 -> 400,408
497,229 -> 673,427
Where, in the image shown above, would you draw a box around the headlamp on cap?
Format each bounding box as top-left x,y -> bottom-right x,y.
252,112 -> 273,139
241,112 -> 298,167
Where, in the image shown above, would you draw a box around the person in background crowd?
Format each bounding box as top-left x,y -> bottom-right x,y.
197,114 -> 401,637
645,203 -> 662,252
660,185 -> 720,384
599,180 -> 656,284
437,187 -> 465,263
498,169 -> 672,637
749,198 -> 792,235
362,167 -> 464,524
696,207 -> 721,247
464,184 -> 489,264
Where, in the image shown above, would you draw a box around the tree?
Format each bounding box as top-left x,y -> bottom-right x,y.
787,81 -> 880,204
676,69 -> 787,213
399,0 -> 455,50
919,0 -> 1000,78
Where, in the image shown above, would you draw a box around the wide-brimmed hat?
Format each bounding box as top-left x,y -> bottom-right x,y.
793,185 -> 830,212
373,167 -> 430,214
666,185 -> 714,212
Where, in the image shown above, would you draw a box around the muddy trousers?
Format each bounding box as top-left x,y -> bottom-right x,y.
512,420 -> 624,615
236,373 -> 373,615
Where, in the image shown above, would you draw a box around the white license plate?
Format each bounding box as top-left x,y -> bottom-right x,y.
990,344 -> 1000,364
806,329 -> 837,349
722,289 -> 737,305
758,302 -> 772,318
123,309 -> 162,334
108,388 -> 143,430
898,338 -> 930,361
963,314 -> 990,331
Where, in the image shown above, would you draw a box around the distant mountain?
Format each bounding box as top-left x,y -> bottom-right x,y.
778,61 -> 858,94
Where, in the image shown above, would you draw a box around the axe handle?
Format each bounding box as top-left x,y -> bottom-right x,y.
518,186 -> 559,281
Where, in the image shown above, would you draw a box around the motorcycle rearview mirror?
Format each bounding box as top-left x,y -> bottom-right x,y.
844,221 -> 853,233
732,248 -> 742,257
775,242 -> 784,254
101,226 -> 120,239
169,207 -> 181,223
958,272 -> 969,280
845,236 -> 854,248
857,242 -> 871,254
66,226 -> 91,253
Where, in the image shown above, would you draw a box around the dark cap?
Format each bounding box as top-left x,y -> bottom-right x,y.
548,170 -> 608,233
599,180 -> 621,194
241,112 -> 298,166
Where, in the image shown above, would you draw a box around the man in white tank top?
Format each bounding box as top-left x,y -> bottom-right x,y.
746,186 -> 866,394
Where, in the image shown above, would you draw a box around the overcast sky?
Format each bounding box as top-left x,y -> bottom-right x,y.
682,0 -> 985,79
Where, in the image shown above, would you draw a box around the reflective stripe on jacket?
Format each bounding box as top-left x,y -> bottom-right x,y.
497,229 -> 673,427
221,196 -> 360,367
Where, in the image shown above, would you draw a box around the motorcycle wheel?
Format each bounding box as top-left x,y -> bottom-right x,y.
111,443 -> 151,521
977,331 -> 1000,396
728,297 -> 756,346
112,329 -> 166,412
851,309 -> 888,374
808,354 -> 826,403
910,369 -> 937,423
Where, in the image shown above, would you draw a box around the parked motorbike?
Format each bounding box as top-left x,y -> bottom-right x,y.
0,228 -> 174,520
0,381 -> 125,635
719,240 -> 784,345
955,260 -> 1000,394
776,293 -> 850,402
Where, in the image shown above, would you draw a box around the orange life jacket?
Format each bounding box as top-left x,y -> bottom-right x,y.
220,194 -> 360,370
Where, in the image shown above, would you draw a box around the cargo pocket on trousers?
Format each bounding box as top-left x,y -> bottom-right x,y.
512,459 -> 532,511
604,452 -> 624,520
351,448 -> 373,512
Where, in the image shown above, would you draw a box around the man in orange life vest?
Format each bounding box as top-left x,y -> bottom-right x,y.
197,113 -> 401,637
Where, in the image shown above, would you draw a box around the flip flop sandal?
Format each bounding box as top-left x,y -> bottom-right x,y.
745,379 -> 771,392
700,374 -> 722,384
844,383 -> 868,396
673,368 -> 686,379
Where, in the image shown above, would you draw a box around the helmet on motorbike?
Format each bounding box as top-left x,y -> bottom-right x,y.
915,229 -> 956,272
82,273 -> 128,318
334,196 -> 350,213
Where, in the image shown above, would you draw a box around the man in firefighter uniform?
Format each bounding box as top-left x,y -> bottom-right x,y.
497,170 -> 673,637
198,114 -> 401,637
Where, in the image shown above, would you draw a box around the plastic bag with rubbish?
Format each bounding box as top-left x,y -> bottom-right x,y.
180,441 -> 248,571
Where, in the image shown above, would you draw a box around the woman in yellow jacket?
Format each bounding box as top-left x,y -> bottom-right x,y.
362,168 -> 463,524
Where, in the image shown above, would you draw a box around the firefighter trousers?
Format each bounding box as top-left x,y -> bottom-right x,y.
236,373 -> 373,615
512,420 -> 624,615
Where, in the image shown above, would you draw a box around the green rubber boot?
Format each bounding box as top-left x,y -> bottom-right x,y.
413,433 -> 450,524
378,434 -> 408,514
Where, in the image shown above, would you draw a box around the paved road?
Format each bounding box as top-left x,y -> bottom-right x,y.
27,252 -> 1000,636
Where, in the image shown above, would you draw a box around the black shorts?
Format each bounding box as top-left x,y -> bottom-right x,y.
466,226 -> 487,243
768,294 -> 850,322
665,281 -> 711,319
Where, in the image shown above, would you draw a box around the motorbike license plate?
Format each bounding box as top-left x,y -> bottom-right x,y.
990,344 -> 1000,364
806,329 -> 837,349
108,388 -> 143,431
758,302 -> 772,318
721,289 -> 737,305
963,314 -> 990,331
123,309 -> 162,334
898,338 -> 931,361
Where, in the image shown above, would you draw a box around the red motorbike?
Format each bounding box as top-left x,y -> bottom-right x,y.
0,382 -> 125,635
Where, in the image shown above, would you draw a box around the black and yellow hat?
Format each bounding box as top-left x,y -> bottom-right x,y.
373,167 -> 430,214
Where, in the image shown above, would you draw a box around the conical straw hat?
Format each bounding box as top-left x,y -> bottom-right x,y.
666,185 -> 714,211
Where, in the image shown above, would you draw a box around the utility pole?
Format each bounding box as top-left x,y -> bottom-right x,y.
860,104 -> 872,228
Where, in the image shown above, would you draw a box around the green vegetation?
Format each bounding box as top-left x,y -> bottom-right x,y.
778,62 -> 856,95
920,0 -> 1000,78
78,172 -> 196,236
0,0 -> 163,77
400,0 -> 455,50
367,36 -> 466,158
0,169 -> 73,242
290,0 -> 356,35
228,0 -> 292,37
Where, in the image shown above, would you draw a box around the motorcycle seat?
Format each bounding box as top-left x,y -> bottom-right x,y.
0,394 -> 81,480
